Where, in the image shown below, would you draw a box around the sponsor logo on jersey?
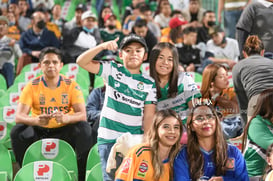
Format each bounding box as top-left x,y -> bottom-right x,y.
39,94 -> 45,105
121,158 -> 132,174
61,94 -> 68,104
137,160 -> 148,178
137,82 -> 144,90
50,98 -> 56,102
225,158 -> 235,170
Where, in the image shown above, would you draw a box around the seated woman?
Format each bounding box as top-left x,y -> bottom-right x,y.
201,63 -> 243,139
263,143 -> 273,181
242,88 -> 273,180
115,109 -> 183,181
174,99 -> 248,180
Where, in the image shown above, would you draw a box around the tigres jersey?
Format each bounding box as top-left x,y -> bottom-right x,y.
19,75 -> 84,128
115,144 -> 170,181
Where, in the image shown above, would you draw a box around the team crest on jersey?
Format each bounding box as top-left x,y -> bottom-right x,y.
137,82 -> 144,90
39,94 -> 45,105
225,158 -> 235,170
121,158 -> 132,174
137,160 -> 148,178
61,94 -> 68,104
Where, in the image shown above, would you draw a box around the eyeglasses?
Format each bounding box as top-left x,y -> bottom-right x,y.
193,114 -> 216,123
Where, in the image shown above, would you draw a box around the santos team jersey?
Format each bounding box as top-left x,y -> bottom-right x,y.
19,75 -> 84,128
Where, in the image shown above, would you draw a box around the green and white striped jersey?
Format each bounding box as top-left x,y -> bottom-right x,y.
97,61 -> 157,145
157,72 -> 201,124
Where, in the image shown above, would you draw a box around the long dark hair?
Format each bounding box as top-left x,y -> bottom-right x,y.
242,88 -> 273,152
187,99 -> 228,180
149,42 -> 179,99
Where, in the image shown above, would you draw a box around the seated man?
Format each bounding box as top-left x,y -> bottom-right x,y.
10,47 -> 92,181
18,10 -> 60,75
206,25 -> 239,69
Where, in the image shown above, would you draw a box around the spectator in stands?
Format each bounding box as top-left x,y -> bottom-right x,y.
17,10 -> 60,75
115,109 -> 183,180
77,34 -> 157,181
50,4 -> 66,34
160,16 -> 188,44
206,25 -> 239,69
236,0 -> 273,59
122,0 -> 145,25
62,11 -> 101,64
122,2 -> 146,35
149,42 -> 201,125
0,15 -> 23,87
98,4 -> 121,29
132,18 -> 158,59
86,85 -> 106,149
176,26 -> 202,72
197,10 -> 216,44
42,7 -> 61,39
154,0 -> 172,29
182,0 -> 205,28
18,0 -> 32,32
242,88 -> 273,180
10,47 -> 92,181
201,64 -> 243,139
218,0 -> 251,39
31,0 -> 54,11
63,3 -> 86,33
100,13 -> 124,45
6,11 -> 21,41
264,143 -> 273,180
160,10 -> 185,43
139,3 -> 161,40
232,35 -> 273,125
8,1 -> 20,24
174,99 -> 248,180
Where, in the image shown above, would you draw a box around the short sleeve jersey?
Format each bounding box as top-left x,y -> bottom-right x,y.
157,72 -> 201,124
97,61 -> 157,145
174,144 -> 249,181
19,75 -> 84,128
115,144 -> 170,181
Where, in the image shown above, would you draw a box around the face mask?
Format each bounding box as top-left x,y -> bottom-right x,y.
83,26 -> 94,33
221,36 -> 227,44
37,20 -> 46,29
108,25 -> 116,30
207,21 -> 215,27
9,22 -> 15,26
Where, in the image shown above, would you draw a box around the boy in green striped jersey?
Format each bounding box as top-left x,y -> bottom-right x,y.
77,34 -> 157,181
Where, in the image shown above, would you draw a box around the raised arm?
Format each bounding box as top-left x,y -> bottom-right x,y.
76,37 -> 119,74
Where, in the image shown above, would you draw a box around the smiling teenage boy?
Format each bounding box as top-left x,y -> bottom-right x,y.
76,34 -> 157,180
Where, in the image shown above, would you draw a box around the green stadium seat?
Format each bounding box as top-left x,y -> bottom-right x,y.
86,144 -> 101,178
0,107 -> 16,149
0,74 -> 7,92
22,138 -> 78,180
85,163 -> 103,181
0,144 -> 13,181
14,161 -> 73,181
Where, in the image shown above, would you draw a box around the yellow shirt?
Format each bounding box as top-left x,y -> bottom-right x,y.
19,75 -> 84,128
115,143 -> 170,181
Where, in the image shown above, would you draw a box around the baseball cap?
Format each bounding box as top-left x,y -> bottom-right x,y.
0,16 -> 9,25
209,25 -> 224,36
120,34 -> 148,52
104,13 -> 116,22
169,17 -> 188,29
76,3 -> 87,12
81,11 -> 97,21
